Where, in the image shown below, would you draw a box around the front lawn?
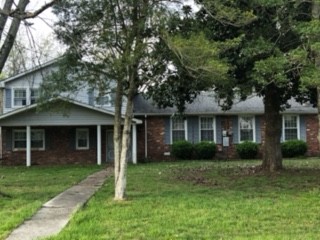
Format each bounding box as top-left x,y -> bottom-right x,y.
0,165 -> 102,240
46,159 -> 320,240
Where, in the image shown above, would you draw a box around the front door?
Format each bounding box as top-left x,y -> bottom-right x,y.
106,130 -> 133,163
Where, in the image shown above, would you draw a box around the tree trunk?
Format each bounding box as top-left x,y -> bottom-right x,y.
0,0 -> 28,73
262,83 -> 283,172
0,0 -> 14,41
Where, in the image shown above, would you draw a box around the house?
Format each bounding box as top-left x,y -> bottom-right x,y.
0,60 -> 319,166
133,92 -> 320,160
0,60 -> 142,166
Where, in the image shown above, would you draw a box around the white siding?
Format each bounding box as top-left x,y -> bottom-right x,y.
0,104 -> 116,126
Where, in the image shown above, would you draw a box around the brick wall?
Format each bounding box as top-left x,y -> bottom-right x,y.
137,114 -> 319,161
305,114 -> 320,156
1,126 -> 108,166
137,116 -> 171,162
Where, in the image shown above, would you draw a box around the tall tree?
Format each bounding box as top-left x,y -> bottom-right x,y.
151,1 -> 319,172
0,0 -> 58,74
50,0 -> 229,200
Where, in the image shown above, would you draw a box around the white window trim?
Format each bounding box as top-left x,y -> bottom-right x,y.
11,87 -> 40,107
199,116 -> 216,143
76,128 -> 90,150
170,118 -> 188,144
12,129 -> 45,151
12,88 -> 27,108
282,115 -> 300,141
238,115 -> 256,143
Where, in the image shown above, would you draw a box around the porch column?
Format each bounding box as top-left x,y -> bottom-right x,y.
132,123 -> 137,164
26,126 -> 31,167
97,125 -> 102,165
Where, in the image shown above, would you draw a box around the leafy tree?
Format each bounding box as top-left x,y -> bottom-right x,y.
0,0 -> 58,74
50,0 -> 212,200
154,0 -> 319,172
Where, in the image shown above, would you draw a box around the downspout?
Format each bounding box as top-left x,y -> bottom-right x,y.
145,114 -> 148,159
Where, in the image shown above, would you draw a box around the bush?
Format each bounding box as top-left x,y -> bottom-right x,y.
194,141 -> 216,159
281,140 -> 307,158
236,141 -> 259,159
172,140 -> 194,160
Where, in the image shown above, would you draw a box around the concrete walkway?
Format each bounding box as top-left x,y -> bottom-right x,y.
6,168 -> 112,240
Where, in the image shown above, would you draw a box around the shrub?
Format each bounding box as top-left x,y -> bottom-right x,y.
194,141 -> 216,159
281,140 -> 307,158
172,140 -> 194,160
236,141 -> 259,159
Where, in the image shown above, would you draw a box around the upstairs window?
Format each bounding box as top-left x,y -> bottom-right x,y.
13,89 -> 27,107
283,115 -> 299,141
171,118 -> 186,143
30,89 -> 40,104
239,116 -> 255,142
200,117 -> 215,142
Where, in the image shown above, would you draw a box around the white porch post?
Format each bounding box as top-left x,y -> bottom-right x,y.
26,126 -> 31,167
132,123 -> 137,164
97,125 -> 102,165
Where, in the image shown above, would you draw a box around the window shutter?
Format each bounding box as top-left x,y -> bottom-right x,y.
299,115 -> 306,141
5,88 -> 11,108
232,116 -> 239,144
187,116 -> 199,144
216,116 -> 222,144
88,89 -> 94,105
164,117 -> 171,144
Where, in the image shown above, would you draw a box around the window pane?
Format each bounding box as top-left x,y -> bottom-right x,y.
239,116 -> 254,142
76,129 -> 89,149
284,116 -> 298,140
172,118 -> 185,142
31,89 -> 40,104
172,130 -> 185,142
200,117 -> 214,142
14,89 -> 27,106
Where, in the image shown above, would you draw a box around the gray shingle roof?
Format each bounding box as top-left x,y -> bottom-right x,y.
133,92 -> 317,115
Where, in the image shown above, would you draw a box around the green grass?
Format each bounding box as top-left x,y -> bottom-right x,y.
45,159 -> 320,240
0,165 -> 102,240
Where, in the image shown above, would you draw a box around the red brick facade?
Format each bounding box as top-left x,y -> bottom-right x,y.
137,114 -> 320,161
1,126 -> 111,166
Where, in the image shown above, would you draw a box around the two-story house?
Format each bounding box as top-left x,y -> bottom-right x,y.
0,60 -> 141,166
0,60 -> 319,165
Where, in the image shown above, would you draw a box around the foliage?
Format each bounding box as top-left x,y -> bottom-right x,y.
45,160 -> 320,240
51,0 -> 193,199
171,140 -> 194,160
194,141 -> 216,159
281,140 -> 308,158
0,166 -> 101,240
236,141 -> 259,159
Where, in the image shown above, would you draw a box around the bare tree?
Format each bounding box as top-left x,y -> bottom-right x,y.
0,0 -> 58,74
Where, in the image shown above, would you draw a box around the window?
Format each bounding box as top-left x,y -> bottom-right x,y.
30,89 -> 40,104
76,128 -> 89,149
13,89 -> 27,107
96,95 -> 112,106
171,118 -> 186,143
283,115 -> 299,141
200,117 -> 215,142
13,129 -> 45,150
239,116 -> 255,142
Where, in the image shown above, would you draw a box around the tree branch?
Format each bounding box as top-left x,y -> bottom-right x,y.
0,0 -> 58,20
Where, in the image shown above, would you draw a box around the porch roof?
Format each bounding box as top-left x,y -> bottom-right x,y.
0,97 -> 142,126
